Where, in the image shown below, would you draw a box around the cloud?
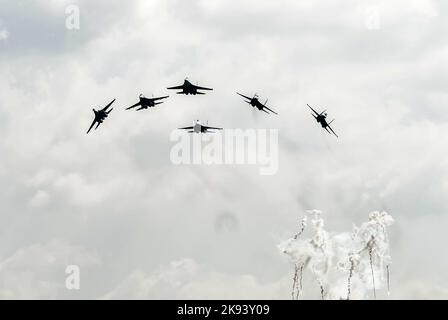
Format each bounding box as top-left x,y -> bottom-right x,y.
0,240 -> 100,299
392,280 -> 448,300
0,29 -> 9,41
103,258 -> 287,299
0,0 -> 447,299
29,190 -> 50,208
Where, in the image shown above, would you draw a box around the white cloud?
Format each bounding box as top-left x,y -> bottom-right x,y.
29,190 -> 50,208
0,29 -> 9,41
103,258 -> 288,299
0,0 -> 447,299
0,240 -> 101,299
392,280 -> 448,300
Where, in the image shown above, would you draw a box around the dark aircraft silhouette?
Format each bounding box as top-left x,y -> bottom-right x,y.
236,92 -> 278,115
307,104 -> 338,138
178,120 -> 223,133
86,99 -> 116,134
125,94 -> 169,111
167,78 -> 213,95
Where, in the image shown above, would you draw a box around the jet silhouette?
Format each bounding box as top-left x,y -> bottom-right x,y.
167,78 -> 213,95
125,94 -> 169,111
86,99 -> 115,134
307,104 -> 338,138
237,92 -> 278,115
178,120 -> 223,133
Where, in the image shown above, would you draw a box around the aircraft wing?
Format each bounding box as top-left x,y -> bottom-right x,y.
178,126 -> 194,130
167,84 -> 184,90
307,104 -> 320,116
327,125 -> 338,138
194,84 -> 213,91
263,105 -> 278,115
126,102 -> 141,110
102,99 -> 116,111
86,119 -> 97,134
152,95 -> 169,101
203,125 -> 223,131
237,92 -> 252,101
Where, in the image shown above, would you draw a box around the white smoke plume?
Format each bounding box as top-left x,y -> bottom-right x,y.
279,210 -> 394,300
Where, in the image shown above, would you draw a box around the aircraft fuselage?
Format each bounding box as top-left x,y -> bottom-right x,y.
94,109 -> 108,123
182,80 -> 198,95
250,98 -> 259,107
315,115 -> 328,128
193,122 -> 203,133
139,97 -> 156,108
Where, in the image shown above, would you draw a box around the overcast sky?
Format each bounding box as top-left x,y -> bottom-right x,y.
0,0 -> 447,299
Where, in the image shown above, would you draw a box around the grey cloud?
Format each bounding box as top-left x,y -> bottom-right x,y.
0,0 -> 137,57
0,0 -> 447,299
103,258 -> 288,299
0,240 -> 100,299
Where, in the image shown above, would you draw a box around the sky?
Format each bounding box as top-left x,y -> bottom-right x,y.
0,0 -> 447,299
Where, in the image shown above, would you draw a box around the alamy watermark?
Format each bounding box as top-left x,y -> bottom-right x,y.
170,129 -> 278,175
65,5 -> 80,30
65,265 -> 80,290
364,6 -> 381,30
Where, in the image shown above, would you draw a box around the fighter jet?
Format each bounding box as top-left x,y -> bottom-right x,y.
307,104 -> 338,138
236,92 -> 278,115
125,94 -> 169,111
178,120 -> 223,133
86,99 -> 116,134
167,78 -> 213,95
